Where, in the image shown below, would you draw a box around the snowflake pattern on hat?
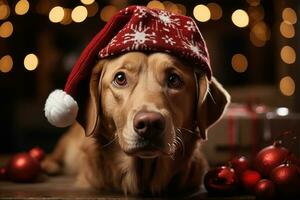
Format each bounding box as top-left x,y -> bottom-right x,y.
133,6 -> 155,18
99,6 -> 210,70
156,9 -> 181,28
182,38 -> 204,58
184,20 -> 197,32
162,35 -> 176,45
123,22 -> 157,50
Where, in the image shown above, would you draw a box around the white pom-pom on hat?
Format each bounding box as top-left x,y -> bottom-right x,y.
44,89 -> 78,127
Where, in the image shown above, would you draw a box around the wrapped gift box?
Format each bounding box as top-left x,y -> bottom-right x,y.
202,103 -> 300,166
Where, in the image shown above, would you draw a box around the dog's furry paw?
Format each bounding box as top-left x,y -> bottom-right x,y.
41,157 -> 62,175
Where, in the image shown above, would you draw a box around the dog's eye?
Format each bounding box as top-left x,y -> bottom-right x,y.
166,72 -> 183,89
113,72 -> 127,87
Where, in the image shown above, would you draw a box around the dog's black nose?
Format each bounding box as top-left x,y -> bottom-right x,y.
133,111 -> 165,138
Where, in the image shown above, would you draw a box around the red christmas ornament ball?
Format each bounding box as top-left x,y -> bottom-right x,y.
270,163 -> 300,196
7,152 -> 41,182
204,166 -> 238,194
241,170 -> 262,192
230,155 -> 250,178
29,146 -> 45,162
254,179 -> 275,200
254,142 -> 288,177
0,166 -> 7,180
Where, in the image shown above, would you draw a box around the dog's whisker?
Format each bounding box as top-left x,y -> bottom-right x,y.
100,135 -> 118,149
207,89 -> 216,104
176,127 -> 201,139
176,128 -> 183,135
174,131 -> 185,156
176,135 -> 185,156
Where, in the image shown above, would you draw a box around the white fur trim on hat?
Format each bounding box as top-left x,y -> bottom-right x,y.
44,89 -> 78,127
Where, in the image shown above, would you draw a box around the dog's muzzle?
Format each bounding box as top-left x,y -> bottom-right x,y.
126,111 -> 166,158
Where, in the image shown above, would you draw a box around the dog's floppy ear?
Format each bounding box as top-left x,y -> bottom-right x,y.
77,60 -> 106,137
196,77 -> 230,140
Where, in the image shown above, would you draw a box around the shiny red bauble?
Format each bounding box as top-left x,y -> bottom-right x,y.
254,179 -> 275,199
7,152 -> 41,182
254,142 -> 288,177
241,170 -> 261,192
29,146 -> 45,162
230,155 -> 250,178
270,163 -> 300,196
0,166 -> 7,180
204,166 -> 238,194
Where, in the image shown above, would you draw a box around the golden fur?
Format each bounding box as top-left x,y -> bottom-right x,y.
42,52 -> 230,195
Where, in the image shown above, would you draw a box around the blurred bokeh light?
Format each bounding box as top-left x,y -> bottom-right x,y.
232,9 -> 249,28
24,54 -> 39,71
279,76 -> 295,96
49,6 -> 64,23
15,0 -> 30,15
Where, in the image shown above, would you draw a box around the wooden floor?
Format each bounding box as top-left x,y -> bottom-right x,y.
0,175 -> 255,200
0,155 -> 255,200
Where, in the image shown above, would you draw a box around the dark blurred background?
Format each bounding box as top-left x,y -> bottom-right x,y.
0,0 -> 299,158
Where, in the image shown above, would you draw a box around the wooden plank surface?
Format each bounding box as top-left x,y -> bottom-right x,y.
0,155 -> 255,200
0,175 -> 255,200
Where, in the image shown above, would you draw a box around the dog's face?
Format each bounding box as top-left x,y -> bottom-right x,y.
79,52 -> 230,159
100,52 -> 200,158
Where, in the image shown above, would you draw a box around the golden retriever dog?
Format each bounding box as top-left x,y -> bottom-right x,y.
42,52 -> 230,195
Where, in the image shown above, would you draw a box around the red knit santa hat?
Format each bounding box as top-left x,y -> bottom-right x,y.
44,5 -> 212,127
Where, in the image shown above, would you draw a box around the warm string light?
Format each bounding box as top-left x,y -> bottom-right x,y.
280,7 -> 297,39
60,9 -> 72,25
280,22 -> 295,38
248,5 -> 264,22
231,54 -> 248,73
207,3 -> 222,20
246,1 -> 267,47
279,76 -> 295,96
249,30 -> 265,47
0,21 -> 13,38
251,21 -> 270,43
145,1 -> 186,15
247,3 -> 270,48
147,1 -> 165,10
86,1 -> 99,17
100,5 -> 118,22
193,4 -> 211,22
0,55 -> 13,73
278,7 -> 297,97
24,54 -> 39,71
48,4 -> 92,24
176,4 -> 186,15
0,4 -> 10,20
249,27 -> 269,46
280,45 -> 296,64
232,9 -> 249,28
49,6 -> 64,23
15,0 -> 30,15
163,1 -> 178,13
71,6 -> 88,23
282,8 -> 297,24
80,0 -> 95,5
47,1 -> 188,25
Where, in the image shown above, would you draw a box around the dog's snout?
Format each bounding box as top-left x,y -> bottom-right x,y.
133,111 -> 165,138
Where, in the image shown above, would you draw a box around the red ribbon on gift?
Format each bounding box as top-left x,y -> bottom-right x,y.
226,104 -> 259,159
